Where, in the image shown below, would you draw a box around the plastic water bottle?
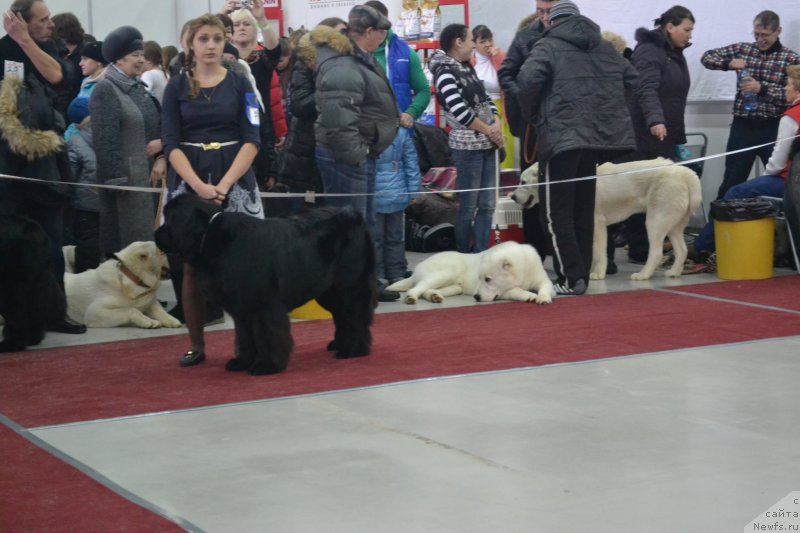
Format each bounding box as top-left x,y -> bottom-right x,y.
740,69 -> 759,112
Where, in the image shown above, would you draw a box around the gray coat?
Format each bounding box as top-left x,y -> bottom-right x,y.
90,65 -> 160,254
312,25 -> 399,166
517,15 -> 638,162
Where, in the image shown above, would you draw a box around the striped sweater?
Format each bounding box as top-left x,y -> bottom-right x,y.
701,39 -> 800,119
429,50 -> 498,151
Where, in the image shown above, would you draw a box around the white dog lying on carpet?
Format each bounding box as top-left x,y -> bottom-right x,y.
511,158 -> 701,281
65,241 -> 180,328
388,241 -> 554,304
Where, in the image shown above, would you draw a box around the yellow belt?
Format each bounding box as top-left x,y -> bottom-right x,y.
180,141 -> 238,151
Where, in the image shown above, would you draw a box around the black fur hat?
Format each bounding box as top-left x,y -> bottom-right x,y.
80,40 -> 106,64
102,26 -> 144,64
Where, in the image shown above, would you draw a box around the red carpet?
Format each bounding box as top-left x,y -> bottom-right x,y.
2,279 -> 800,531
0,424 -> 184,532
667,275 -> 800,311
3,281 -> 800,429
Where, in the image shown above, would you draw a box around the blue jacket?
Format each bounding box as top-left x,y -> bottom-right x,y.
375,127 -> 420,214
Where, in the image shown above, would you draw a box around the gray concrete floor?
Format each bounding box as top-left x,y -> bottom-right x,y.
7,252 -> 800,532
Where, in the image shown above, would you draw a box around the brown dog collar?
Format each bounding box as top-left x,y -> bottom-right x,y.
113,255 -> 152,289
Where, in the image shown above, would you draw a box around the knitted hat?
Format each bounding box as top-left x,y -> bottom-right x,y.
80,41 -> 107,64
549,0 -> 580,22
223,42 -> 239,60
67,96 -> 90,124
102,26 -> 144,64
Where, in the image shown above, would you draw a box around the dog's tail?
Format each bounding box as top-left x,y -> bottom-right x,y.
684,167 -> 703,215
386,277 -> 414,292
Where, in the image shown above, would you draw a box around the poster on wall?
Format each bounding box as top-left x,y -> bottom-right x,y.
263,0 -> 280,6
304,0 -> 357,27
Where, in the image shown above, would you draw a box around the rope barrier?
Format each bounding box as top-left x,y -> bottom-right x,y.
1,134 -> 797,200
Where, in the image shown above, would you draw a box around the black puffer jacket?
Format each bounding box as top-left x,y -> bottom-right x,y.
312,25 -> 399,165
517,15 -> 638,162
498,18 -> 546,137
278,33 -> 321,193
628,27 -> 690,152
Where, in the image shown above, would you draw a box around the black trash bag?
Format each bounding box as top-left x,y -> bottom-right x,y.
710,198 -> 778,222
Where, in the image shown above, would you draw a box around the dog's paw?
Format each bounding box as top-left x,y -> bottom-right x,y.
160,316 -> 182,328
0,340 -> 27,353
664,267 -> 683,278
248,359 -> 285,376
429,292 -> 443,303
589,272 -> 606,280
404,295 -> 417,304
630,272 -> 652,281
225,357 -> 251,372
137,317 -> 162,329
534,294 -> 552,305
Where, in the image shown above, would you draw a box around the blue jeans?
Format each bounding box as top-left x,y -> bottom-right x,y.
452,149 -> 496,253
373,211 -> 406,283
315,146 -> 376,228
695,174 -> 785,252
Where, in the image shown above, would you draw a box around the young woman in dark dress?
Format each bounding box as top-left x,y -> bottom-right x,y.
161,14 -> 264,367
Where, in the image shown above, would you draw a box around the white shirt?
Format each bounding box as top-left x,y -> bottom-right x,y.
473,51 -> 501,101
140,69 -> 168,104
765,97 -> 800,176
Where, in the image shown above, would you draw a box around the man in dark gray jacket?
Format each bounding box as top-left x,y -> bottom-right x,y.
313,5 -> 398,222
312,4 -> 399,300
518,0 -> 637,295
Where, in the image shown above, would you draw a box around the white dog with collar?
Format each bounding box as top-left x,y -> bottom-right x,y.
64,241 -> 180,328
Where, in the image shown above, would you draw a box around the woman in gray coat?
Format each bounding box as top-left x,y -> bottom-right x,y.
90,26 -> 166,256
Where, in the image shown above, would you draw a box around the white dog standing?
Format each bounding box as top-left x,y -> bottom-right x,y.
388,241 -> 553,304
512,158 -> 701,281
65,241 -> 180,328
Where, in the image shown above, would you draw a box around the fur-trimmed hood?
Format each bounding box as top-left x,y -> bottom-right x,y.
0,76 -> 64,161
310,25 -> 354,68
295,33 -> 317,71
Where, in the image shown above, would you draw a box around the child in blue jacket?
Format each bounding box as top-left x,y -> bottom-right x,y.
374,126 -> 421,288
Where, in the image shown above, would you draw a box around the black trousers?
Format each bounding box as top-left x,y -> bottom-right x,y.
73,209 -> 101,273
539,149 -> 597,285
717,116 -> 780,199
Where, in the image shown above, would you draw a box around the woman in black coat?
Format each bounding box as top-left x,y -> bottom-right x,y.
624,5 -> 694,262
628,6 -> 694,160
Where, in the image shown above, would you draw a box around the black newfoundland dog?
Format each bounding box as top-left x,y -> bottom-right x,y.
155,194 -> 377,375
0,214 -> 66,352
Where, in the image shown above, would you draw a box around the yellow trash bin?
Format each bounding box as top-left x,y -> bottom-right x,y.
289,299 -> 332,320
714,217 -> 775,280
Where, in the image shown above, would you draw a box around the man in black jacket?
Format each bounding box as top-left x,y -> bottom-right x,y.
0,0 -> 84,334
517,0 -> 637,295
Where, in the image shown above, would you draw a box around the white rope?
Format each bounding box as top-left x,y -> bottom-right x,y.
1,133 -> 797,199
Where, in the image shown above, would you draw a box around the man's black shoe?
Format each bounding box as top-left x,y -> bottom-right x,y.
377,289 -> 400,302
48,317 -> 87,334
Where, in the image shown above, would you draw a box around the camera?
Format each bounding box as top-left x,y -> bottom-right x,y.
239,0 -> 253,8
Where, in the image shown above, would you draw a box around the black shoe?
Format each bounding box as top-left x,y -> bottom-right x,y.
48,317 -> 87,334
606,261 -> 618,276
180,350 -> 206,367
377,289 -> 400,302
553,278 -> 587,296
